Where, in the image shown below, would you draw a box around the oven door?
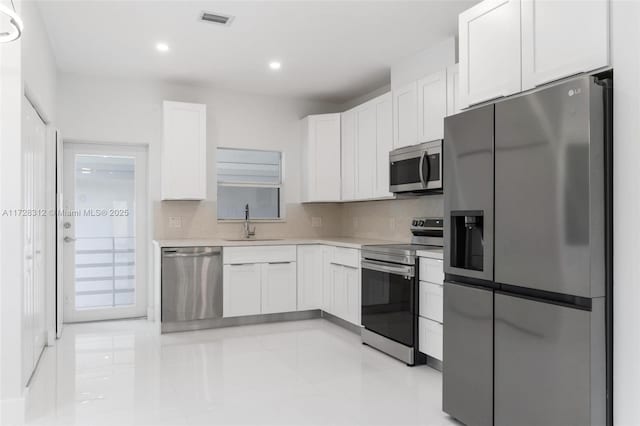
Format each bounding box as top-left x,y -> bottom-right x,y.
361,259 -> 416,347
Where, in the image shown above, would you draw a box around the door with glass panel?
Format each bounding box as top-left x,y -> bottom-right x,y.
62,143 -> 147,322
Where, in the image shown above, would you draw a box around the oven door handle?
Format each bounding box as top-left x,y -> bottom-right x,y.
418,151 -> 428,188
362,260 -> 415,277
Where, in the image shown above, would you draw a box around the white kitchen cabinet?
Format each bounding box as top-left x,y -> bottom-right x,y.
261,262 -> 297,314
419,257 -> 444,285
446,64 -> 461,116
417,70 -> 447,142
161,101 -> 207,200
297,245 -> 324,310
344,265 -> 361,325
419,317 -> 443,361
419,282 -> 444,323
322,246 -> 335,315
374,93 -> 394,198
340,109 -> 357,201
223,263 -> 262,317
326,246 -> 361,326
459,0 -> 522,107
223,246 -> 297,317
301,114 -> 341,202
355,103 -> 377,200
342,93 -> 394,202
393,81 -> 418,149
521,0 -> 609,90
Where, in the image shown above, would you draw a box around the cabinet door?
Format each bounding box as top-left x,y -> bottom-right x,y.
162,101 -> 206,200
223,264 -> 261,318
446,64 -> 461,115
417,70 -> 447,142
332,264 -> 349,319
261,262 -> 297,314
355,104 -> 376,200
322,247 -> 334,314
345,266 -> 361,326
459,0 -> 521,106
305,114 -> 341,202
297,246 -> 323,311
341,110 -> 357,201
521,0 -> 608,90
375,93 -> 394,199
393,81 -> 418,149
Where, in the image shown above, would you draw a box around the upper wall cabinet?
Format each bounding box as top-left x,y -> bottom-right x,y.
521,0 -> 609,90
459,0 -> 610,107
393,81 -> 419,149
301,114 -> 342,203
459,0 -> 522,108
341,92 -> 394,202
417,69 -> 448,142
161,101 -> 207,200
446,64 -> 462,116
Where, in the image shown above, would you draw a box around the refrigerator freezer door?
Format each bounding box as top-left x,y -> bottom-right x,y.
444,105 -> 494,282
494,76 -> 605,298
494,293 -> 605,426
443,282 -> 493,426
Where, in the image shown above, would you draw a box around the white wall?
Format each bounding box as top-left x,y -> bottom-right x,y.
0,0 -> 25,417
391,37 -> 456,89
21,0 -> 57,122
611,1 -> 640,424
57,74 -> 340,204
1,0 -> 57,418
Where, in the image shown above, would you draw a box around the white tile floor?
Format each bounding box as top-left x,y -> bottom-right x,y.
24,319 -> 460,426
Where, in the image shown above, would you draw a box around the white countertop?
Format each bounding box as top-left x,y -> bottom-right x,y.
416,247 -> 444,260
153,236 -> 404,249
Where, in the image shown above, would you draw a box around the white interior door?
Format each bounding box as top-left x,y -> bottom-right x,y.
62,143 -> 147,323
22,98 -> 48,385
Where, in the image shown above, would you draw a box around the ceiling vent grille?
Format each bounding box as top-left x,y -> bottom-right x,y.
200,12 -> 234,26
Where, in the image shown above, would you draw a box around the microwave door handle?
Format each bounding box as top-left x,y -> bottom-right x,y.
418,152 -> 427,187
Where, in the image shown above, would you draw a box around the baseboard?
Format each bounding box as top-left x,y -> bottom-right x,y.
320,311 -> 363,335
161,310 -> 322,333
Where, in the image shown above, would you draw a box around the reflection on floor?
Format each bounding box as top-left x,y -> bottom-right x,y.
25,319 -> 460,425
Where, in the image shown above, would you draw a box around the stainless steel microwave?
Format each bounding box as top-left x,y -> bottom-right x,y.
389,140 -> 443,193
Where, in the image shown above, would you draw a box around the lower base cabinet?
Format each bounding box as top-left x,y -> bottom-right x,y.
223,261 -> 296,318
325,262 -> 361,326
261,262 -> 297,314
419,317 -> 443,360
223,263 -> 262,317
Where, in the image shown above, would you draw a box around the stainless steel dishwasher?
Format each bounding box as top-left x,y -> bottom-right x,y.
161,247 -> 222,323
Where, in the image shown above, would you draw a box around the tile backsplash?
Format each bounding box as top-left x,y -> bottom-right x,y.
154,195 -> 444,242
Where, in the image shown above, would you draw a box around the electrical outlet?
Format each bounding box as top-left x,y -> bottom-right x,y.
311,217 -> 322,228
168,216 -> 182,228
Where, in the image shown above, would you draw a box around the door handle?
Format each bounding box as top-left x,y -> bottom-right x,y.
418,151 -> 427,187
63,236 -> 76,243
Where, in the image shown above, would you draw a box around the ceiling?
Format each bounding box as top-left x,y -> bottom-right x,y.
37,0 -> 476,103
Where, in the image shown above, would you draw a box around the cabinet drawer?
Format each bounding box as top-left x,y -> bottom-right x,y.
330,246 -> 360,268
419,282 -> 443,323
419,257 -> 444,284
223,245 -> 296,265
419,317 -> 443,361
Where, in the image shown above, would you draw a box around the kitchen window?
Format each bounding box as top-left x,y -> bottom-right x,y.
216,148 -> 283,220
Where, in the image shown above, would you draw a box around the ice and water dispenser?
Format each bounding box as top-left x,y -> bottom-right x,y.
450,211 -> 484,272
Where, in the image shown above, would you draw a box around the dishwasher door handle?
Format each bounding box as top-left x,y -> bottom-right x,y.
163,251 -> 220,258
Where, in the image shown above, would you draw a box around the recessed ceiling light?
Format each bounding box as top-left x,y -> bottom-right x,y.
156,42 -> 169,52
269,61 -> 281,70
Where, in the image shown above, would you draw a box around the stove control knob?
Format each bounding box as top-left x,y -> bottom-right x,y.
412,220 -> 418,226
418,220 -> 425,226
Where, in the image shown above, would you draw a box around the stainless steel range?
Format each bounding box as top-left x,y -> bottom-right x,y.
360,217 -> 443,366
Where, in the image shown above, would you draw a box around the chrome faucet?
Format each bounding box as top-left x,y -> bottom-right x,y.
243,204 -> 256,239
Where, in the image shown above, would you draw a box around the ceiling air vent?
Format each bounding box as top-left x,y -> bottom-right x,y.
200,11 -> 234,26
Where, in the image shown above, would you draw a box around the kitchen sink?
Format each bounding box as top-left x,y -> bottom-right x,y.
223,238 -> 283,242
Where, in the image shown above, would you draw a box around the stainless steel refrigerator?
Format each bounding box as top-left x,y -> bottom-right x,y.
442,74 -> 613,426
